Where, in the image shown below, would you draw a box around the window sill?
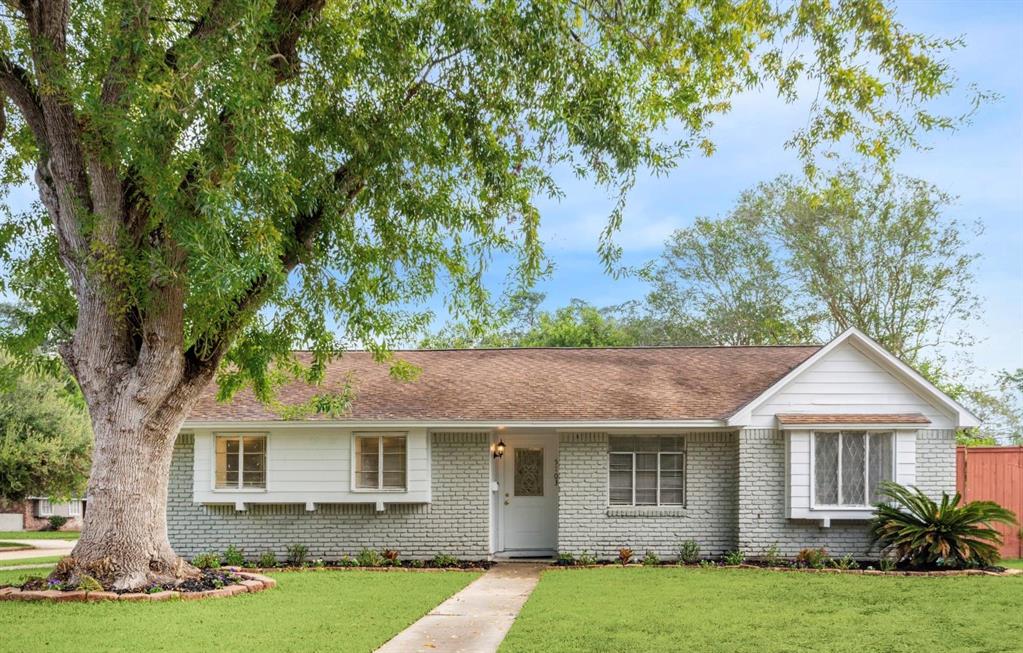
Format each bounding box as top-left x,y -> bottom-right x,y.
606,507 -> 687,518
211,488 -> 268,493
350,488 -> 408,494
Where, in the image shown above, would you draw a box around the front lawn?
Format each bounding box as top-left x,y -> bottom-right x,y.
1,568 -> 479,652
0,530 -> 80,541
1001,559 -> 1023,569
0,555 -> 66,568
501,567 -> 1023,653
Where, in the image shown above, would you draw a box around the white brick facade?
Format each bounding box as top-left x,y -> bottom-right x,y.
556,431 -> 738,558
168,432 -> 491,560
167,427 -> 956,561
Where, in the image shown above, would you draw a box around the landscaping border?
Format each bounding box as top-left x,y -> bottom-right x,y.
0,571 -> 277,603
548,563 -> 1022,577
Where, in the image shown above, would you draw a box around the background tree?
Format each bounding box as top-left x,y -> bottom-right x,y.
0,0 -> 971,588
0,354 -> 91,502
640,213 -> 817,345
641,167 -> 981,363
422,295 -> 635,348
768,169 -> 981,364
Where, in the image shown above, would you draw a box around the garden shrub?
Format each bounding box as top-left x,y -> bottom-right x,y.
357,548 -> 384,567
870,482 -> 1018,569
76,575 -> 102,591
287,544 -> 309,566
337,555 -> 357,567
222,545 -> 246,567
257,551 -> 278,568
191,552 -> 221,569
677,539 -> 700,564
382,549 -> 400,566
617,547 -> 633,566
723,550 -> 745,566
557,552 -> 576,566
830,554 -> 859,570
578,550 -> 596,566
409,559 -> 425,568
642,550 -> 660,566
761,543 -> 783,566
47,515 -> 69,531
795,548 -> 828,569
431,553 -> 458,568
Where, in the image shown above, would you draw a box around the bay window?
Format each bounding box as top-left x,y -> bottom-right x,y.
813,431 -> 893,507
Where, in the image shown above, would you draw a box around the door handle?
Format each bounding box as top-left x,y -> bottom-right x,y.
504,499 -> 510,505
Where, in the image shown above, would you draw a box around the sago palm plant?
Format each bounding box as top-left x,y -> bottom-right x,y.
870,482 -> 1018,569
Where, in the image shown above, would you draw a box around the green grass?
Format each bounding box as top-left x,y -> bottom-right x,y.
0,530 -> 79,541
0,565 -> 55,585
501,567 -> 1023,653
0,569 -> 477,652
1000,559 -> 1023,569
0,541 -> 28,548
0,555 -> 65,568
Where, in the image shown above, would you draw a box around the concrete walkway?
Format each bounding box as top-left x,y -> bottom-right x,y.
376,563 -> 545,653
0,539 -> 76,562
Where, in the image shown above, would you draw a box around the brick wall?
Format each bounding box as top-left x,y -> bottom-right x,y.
737,428 -> 958,558
556,432 -> 738,558
915,430 -> 957,499
167,432 -> 491,561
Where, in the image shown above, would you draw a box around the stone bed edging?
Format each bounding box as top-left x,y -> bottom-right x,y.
550,563 -> 1022,577
237,565 -> 488,574
0,571 -> 277,603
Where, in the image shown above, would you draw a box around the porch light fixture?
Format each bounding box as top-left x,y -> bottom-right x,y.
493,439 -> 506,459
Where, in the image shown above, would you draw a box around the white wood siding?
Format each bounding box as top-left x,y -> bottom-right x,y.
191,427 -> 431,505
785,429 -> 917,521
751,341 -> 956,429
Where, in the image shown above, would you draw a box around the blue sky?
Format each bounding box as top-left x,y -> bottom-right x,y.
446,0 -> 1023,384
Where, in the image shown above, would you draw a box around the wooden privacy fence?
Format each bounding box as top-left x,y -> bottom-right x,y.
956,446 -> 1023,559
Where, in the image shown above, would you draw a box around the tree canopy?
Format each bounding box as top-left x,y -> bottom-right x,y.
638,167 -> 981,365
0,354 -> 91,502
422,294 -> 635,348
1,0 -> 973,401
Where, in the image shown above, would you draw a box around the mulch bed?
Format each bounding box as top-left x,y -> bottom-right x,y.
0,570 -> 278,603
551,562 -> 1021,577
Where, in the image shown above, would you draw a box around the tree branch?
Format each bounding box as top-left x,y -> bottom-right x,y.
0,54 -> 48,151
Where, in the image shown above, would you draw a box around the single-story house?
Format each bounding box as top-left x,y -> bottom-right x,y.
168,328 -> 979,561
0,497 -> 86,531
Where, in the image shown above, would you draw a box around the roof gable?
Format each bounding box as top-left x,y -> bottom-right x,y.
726,328 -> 980,429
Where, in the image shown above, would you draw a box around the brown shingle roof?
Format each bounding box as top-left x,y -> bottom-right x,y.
776,413 -> 931,425
188,346 -> 821,423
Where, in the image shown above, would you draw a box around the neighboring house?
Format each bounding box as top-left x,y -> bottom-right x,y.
0,497 -> 85,531
168,328 -> 978,560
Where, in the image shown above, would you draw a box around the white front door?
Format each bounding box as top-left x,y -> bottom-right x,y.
499,435 -> 557,553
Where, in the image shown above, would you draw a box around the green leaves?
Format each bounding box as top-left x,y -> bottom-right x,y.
870,481 -> 1018,568
0,353 -> 91,501
0,0 -> 975,405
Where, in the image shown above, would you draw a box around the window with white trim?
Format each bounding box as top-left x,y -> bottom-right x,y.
355,433 -> 407,491
215,434 -> 267,489
608,436 -> 685,506
813,431 -> 893,507
37,498 -> 53,516
68,500 -> 81,517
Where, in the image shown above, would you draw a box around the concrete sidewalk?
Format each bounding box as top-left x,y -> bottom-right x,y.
375,563 -> 545,653
0,539 -> 76,562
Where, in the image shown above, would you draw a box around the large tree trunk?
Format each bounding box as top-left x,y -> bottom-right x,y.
64,392 -> 201,590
